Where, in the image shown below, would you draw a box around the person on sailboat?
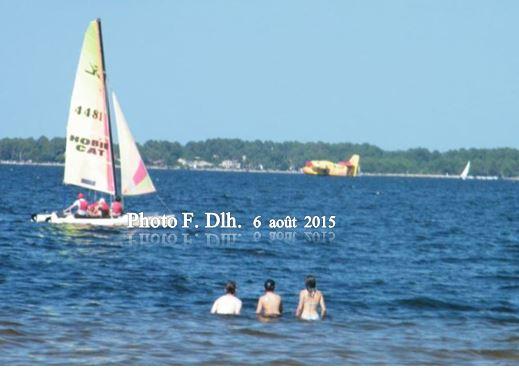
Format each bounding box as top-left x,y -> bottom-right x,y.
256,279 -> 283,318
98,198 -> 110,218
87,200 -> 101,218
295,275 -> 326,321
111,196 -> 123,217
211,281 -> 242,315
64,193 -> 89,218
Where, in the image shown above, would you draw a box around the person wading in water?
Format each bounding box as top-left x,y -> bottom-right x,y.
256,279 -> 283,318
295,275 -> 326,320
211,281 -> 242,315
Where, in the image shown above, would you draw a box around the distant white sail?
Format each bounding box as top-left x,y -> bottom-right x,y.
63,20 -> 116,194
112,92 -> 156,196
460,161 -> 471,180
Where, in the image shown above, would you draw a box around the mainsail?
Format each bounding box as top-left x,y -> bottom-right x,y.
460,161 -> 471,180
112,93 -> 156,196
63,20 -> 116,195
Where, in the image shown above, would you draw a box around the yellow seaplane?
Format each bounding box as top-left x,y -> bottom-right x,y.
302,154 -> 360,177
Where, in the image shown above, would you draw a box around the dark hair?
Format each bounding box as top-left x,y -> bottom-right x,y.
115,196 -> 121,202
225,281 -> 236,295
264,279 -> 275,291
305,275 -> 316,291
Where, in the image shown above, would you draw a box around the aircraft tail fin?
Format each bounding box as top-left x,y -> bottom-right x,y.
348,154 -> 360,176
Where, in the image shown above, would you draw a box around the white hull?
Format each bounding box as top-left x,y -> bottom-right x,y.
31,212 -> 129,227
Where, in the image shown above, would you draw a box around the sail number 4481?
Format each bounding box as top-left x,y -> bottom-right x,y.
75,106 -> 103,121
252,215 -> 336,229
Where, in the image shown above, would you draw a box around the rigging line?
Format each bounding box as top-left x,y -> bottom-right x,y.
156,194 -> 172,214
104,76 -> 120,203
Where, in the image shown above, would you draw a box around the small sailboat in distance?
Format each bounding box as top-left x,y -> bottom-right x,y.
32,19 -> 158,226
460,161 -> 471,180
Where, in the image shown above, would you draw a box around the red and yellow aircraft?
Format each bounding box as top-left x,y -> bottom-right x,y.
302,154 -> 360,177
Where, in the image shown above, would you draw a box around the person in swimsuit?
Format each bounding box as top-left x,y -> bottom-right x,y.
295,275 -> 326,320
256,279 -> 283,318
211,281 -> 242,315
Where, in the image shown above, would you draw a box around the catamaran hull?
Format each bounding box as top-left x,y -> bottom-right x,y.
31,212 -> 129,227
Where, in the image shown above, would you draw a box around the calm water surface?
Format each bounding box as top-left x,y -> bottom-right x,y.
0,165 -> 518,364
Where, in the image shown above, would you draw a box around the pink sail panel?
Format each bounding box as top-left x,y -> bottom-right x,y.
112,92 -> 156,196
133,160 -> 149,186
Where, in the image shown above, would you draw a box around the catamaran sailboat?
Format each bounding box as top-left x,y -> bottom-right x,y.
32,19 -> 157,226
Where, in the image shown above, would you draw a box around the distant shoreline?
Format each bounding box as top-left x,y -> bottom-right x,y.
2,160 -> 518,181
0,160 -> 299,175
1,160 -> 64,166
3,136 -> 519,177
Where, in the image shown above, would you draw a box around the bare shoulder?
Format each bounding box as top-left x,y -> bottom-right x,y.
214,295 -> 223,304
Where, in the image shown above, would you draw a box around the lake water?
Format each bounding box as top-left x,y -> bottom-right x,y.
0,165 -> 518,364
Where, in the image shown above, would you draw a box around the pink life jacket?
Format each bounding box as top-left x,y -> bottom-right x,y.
99,201 -> 109,212
111,201 -> 123,216
75,198 -> 88,215
78,198 -> 88,211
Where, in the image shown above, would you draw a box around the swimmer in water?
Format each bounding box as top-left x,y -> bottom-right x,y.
256,279 -> 283,318
211,281 -> 242,315
295,275 -> 326,320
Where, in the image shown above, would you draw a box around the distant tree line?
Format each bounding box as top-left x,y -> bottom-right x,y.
1,136 -> 518,177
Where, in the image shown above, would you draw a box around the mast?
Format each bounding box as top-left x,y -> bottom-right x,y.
96,18 -> 119,198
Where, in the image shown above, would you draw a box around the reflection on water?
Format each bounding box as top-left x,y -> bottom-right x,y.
0,165 -> 518,364
125,230 -> 336,247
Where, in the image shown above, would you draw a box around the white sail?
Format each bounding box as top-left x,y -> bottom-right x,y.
460,161 -> 471,180
63,20 -> 116,195
112,93 -> 156,196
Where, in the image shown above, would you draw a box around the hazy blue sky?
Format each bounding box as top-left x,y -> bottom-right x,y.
1,0 -> 518,150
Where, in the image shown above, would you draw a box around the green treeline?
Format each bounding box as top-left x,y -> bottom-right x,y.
1,136 -> 518,177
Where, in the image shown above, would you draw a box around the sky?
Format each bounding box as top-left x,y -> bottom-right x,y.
1,0 -> 518,151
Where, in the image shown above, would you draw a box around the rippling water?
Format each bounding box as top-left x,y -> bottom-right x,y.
0,165 -> 518,364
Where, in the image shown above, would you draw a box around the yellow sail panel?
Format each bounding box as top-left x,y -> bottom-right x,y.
64,20 -> 115,194
112,92 -> 156,196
